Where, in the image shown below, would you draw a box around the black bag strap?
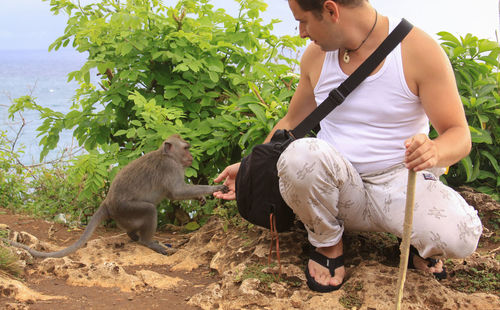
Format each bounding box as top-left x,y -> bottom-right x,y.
291,19 -> 414,139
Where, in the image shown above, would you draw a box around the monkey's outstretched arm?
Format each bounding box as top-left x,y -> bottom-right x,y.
167,184 -> 228,201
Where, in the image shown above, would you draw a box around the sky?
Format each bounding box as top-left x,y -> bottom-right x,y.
0,0 -> 498,51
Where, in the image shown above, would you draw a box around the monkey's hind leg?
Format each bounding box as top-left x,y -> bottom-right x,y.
117,201 -> 172,255
127,231 -> 139,242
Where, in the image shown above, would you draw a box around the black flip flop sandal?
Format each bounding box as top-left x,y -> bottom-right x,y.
305,249 -> 345,292
408,245 -> 447,280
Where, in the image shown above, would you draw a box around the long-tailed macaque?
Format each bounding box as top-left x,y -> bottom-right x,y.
4,135 -> 228,257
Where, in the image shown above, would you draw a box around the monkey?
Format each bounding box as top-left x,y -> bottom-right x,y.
3,134 -> 228,258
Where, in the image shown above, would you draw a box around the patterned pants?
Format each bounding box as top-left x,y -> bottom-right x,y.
277,138 -> 483,259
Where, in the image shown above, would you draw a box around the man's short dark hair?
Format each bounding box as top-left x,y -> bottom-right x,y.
295,0 -> 365,15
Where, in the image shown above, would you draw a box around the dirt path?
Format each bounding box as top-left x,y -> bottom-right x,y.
0,209 -> 219,310
1,186 -> 499,309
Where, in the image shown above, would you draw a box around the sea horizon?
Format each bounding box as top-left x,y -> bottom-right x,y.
0,48 -> 88,164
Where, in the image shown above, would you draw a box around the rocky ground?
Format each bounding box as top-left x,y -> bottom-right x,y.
0,186 -> 499,310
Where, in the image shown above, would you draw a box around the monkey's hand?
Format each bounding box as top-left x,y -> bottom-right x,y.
215,185 -> 229,194
213,163 -> 239,200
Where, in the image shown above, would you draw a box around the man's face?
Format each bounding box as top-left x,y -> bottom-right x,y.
288,0 -> 339,51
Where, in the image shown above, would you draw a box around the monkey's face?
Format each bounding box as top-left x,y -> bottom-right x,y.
181,144 -> 193,167
163,135 -> 193,167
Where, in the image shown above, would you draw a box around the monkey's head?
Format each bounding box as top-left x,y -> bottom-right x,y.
162,134 -> 193,167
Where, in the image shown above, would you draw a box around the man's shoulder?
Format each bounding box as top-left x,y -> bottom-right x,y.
300,43 -> 327,76
302,43 -> 325,62
401,25 -> 454,90
402,26 -> 443,60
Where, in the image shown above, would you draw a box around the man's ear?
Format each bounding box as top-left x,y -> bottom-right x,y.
324,0 -> 340,20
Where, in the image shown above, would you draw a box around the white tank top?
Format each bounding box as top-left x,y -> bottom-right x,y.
314,18 -> 429,174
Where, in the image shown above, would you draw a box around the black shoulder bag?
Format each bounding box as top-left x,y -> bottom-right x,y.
235,19 -> 414,232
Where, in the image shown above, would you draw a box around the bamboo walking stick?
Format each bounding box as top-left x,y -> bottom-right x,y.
395,169 -> 417,310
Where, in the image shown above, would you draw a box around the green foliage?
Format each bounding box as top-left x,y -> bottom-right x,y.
438,32 -> 500,200
236,263 -> 278,284
9,0 -> 304,219
0,129 -> 102,222
27,163 -> 104,221
235,263 -> 302,289
0,131 -> 29,209
339,281 -> 364,309
448,263 -> 500,295
13,0 -> 302,168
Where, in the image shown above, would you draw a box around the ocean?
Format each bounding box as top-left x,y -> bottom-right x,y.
0,49 -> 88,164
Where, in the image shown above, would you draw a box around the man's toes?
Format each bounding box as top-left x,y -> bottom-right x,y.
329,269 -> 344,286
429,260 -> 444,273
329,276 -> 341,286
316,273 -> 330,286
309,263 -> 329,285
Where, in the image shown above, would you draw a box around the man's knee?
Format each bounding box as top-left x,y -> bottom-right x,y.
417,222 -> 482,259
277,138 -> 332,187
444,222 -> 482,258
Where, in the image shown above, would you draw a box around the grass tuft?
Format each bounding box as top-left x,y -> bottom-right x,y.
0,242 -> 23,279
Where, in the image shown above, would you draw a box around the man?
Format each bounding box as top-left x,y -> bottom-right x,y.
214,0 -> 482,292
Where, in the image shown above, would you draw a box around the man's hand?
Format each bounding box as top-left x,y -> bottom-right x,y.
213,162 -> 240,200
404,134 -> 439,172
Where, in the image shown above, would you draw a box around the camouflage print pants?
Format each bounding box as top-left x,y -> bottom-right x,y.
277,138 -> 483,259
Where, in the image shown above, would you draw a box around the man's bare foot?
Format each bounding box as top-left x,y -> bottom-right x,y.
407,246 -> 447,280
411,253 -> 444,274
308,239 -> 345,287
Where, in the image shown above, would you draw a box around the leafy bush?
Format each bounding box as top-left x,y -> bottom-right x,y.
438,32 -> 500,200
0,128 -> 102,222
0,130 -> 29,209
8,0 -> 304,222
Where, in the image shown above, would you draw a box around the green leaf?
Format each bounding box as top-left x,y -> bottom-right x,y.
469,127 -> 492,144
186,102 -> 201,113
438,31 -> 460,46
185,221 -> 200,231
478,40 -> 500,53
126,128 -> 136,139
84,71 -> 90,84
208,71 -> 219,83
97,62 -> 113,75
175,63 -> 189,72
137,127 -> 147,138
460,156 -> 474,183
164,88 -> 179,100
480,150 -> 500,173
476,186 -> 496,196
205,58 -> 224,73
248,104 -> 267,125
478,170 -> 497,181
114,130 -> 128,136
180,87 -> 192,99
471,154 -> 480,181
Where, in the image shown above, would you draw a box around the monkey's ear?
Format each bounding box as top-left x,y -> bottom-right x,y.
163,142 -> 173,154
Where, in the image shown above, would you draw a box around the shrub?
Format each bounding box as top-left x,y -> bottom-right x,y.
438,32 -> 500,201
0,130 -> 28,209
8,0 -> 304,221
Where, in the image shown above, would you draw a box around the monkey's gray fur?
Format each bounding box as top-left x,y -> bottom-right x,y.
4,135 -> 228,257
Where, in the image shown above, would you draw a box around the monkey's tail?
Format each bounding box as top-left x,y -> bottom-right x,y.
3,204 -> 110,258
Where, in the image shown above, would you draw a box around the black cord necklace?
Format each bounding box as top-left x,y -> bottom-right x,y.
343,10 -> 378,64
